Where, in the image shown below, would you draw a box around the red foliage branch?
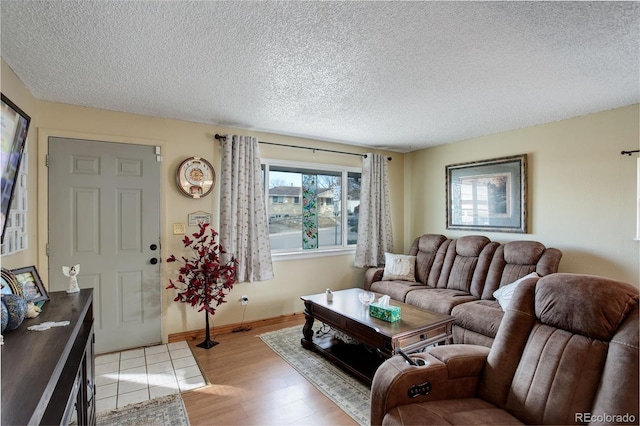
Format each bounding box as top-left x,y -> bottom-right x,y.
166,223 -> 237,315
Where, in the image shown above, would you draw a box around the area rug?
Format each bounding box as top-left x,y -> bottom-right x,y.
96,393 -> 190,426
259,326 -> 370,426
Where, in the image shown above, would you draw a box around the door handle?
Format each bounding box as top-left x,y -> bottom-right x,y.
150,258 -> 158,265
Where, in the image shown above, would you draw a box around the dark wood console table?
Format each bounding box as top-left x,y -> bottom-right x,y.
1,289 -> 95,425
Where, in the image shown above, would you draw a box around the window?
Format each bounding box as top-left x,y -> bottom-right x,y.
262,159 -> 361,257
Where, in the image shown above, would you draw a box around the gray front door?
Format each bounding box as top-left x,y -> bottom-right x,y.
48,137 -> 161,353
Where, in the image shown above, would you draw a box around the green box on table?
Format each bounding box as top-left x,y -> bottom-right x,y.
369,302 -> 401,322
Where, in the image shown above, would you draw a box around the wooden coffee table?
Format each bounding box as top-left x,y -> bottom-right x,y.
300,288 -> 454,384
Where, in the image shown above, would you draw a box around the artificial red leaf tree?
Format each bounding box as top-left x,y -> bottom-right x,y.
166,223 -> 237,349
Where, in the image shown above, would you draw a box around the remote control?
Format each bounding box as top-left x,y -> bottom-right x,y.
398,350 -> 419,366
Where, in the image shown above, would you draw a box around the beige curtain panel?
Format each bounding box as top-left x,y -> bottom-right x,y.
354,153 -> 393,268
219,135 -> 274,282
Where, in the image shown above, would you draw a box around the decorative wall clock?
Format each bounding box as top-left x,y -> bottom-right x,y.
176,157 -> 215,199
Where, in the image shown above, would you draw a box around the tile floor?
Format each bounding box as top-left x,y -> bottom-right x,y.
95,340 -> 207,413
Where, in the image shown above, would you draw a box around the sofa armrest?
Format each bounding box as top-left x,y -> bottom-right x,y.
370,345 -> 490,426
363,267 -> 384,291
428,344 -> 490,378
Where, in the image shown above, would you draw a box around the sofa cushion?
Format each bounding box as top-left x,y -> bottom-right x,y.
535,274 -> 639,341
452,326 -> 498,348
384,398 -> 523,425
438,236 -> 498,298
405,288 -> 477,314
456,236 -> 492,257
381,253 -> 417,282
482,242 -> 563,299
493,272 -> 539,311
410,234 -> 449,286
451,299 -> 504,339
503,241 -> 545,264
591,304 -> 639,420
370,280 -> 430,302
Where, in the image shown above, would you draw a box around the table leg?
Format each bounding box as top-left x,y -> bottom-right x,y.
301,303 -> 315,350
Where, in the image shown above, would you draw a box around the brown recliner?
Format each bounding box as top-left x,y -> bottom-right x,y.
370,273 -> 639,425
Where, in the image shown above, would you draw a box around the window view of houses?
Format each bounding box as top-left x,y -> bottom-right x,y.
264,166 -> 361,251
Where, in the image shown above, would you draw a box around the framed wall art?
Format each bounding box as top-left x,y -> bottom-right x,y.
446,154 -> 527,233
11,265 -> 49,303
1,94 -> 31,253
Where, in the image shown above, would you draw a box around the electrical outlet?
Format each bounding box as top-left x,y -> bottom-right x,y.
241,295 -> 248,306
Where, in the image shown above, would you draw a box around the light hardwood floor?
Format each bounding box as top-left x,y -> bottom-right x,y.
181,317 -> 361,425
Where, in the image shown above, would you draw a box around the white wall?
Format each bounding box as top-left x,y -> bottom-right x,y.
406,105 -> 640,286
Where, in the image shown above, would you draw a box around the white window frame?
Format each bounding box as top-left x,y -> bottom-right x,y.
262,157 -> 361,261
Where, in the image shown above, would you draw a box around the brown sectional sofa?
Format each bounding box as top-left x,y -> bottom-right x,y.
363,234 -> 563,347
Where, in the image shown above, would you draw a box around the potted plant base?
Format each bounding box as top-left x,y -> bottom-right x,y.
197,312 -> 219,349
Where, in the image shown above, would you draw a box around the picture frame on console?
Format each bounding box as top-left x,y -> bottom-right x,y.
446,154 -> 527,233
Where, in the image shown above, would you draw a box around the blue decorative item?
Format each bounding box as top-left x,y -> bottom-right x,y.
3,294 -> 27,332
302,174 -> 318,249
1,298 -> 8,332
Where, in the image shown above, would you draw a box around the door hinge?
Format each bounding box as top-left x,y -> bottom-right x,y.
46,243 -> 50,256
155,146 -> 163,162
45,154 -> 50,167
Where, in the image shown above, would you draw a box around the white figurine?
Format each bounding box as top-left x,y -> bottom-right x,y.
62,264 -> 80,294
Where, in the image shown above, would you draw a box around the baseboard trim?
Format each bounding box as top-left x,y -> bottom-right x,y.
168,311 -> 304,343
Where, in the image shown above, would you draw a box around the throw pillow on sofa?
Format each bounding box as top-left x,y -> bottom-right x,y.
493,272 -> 539,311
381,253 -> 417,282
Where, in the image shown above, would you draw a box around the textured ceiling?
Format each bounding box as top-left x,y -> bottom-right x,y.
1,1 -> 638,152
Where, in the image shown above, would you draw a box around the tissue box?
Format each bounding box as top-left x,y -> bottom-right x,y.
369,302 -> 401,322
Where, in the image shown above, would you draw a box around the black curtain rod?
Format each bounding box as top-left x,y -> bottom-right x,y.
214,134 -> 391,161
621,150 -> 640,156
